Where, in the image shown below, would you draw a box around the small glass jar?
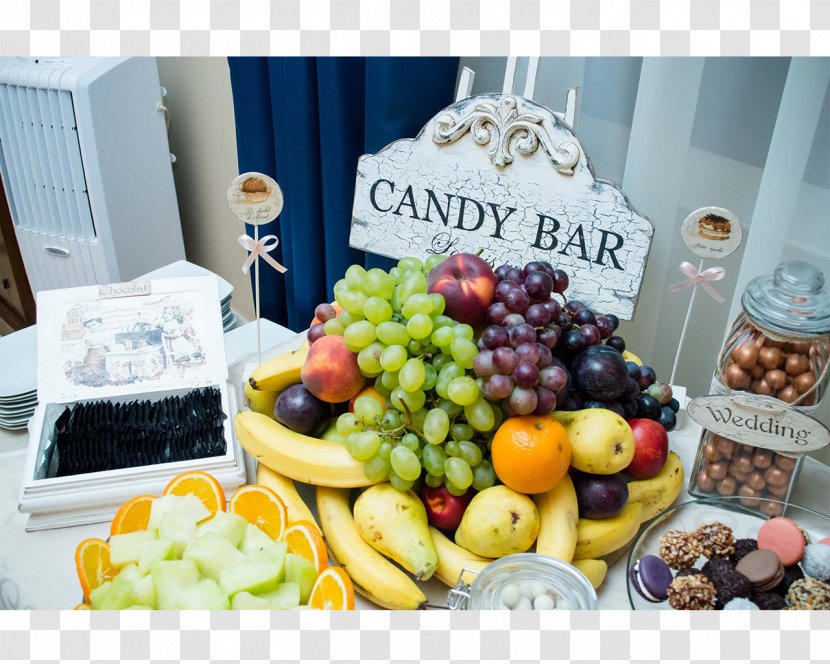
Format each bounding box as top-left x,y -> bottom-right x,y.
713,261 -> 830,412
447,554 -> 598,610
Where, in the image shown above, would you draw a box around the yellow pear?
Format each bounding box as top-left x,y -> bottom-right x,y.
455,486 -> 539,558
243,382 -> 278,417
552,409 -> 635,474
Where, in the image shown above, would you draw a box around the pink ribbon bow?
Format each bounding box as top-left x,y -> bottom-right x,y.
238,234 -> 287,274
669,261 -> 725,303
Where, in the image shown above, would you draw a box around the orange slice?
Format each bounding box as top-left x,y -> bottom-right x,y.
308,566 -> 354,610
229,485 -> 287,541
74,603 -> 92,610
163,471 -> 226,515
284,520 -> 328,574
110,494 -> 155,536
75,538 -> 115,603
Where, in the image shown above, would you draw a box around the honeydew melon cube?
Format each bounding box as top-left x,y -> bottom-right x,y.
159,511 -> 199,558
196,511 -> 249,548
125,605 -> 154,610
148,494 -> 210,530
177,579 -> 230,610
256,582 -> 301,610
151,560 -> 200,610
89,581 -> 112,610
285,554 -> 317,604
114,563 -> 145,584
239,523 -> 275,555
99,574 -> 136,610
219,543 -> 287,597
110,530 -> 158,568
133,575 -> 156,608
183,532 -> 246,581
230,591 -> 271,610
138,538 -> 176,574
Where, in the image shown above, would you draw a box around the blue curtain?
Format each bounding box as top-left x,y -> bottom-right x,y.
227,57 -> 460,331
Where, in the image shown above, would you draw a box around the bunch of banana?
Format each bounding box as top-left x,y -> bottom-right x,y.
626,451 -> 684,523
430,527 -> 491,587
574,500 -> 643,560
255,464 -> 318,527
248,346 -> 308,392
533,474 -> 579,563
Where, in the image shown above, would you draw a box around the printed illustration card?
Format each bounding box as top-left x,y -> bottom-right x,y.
36,276 -> 227,403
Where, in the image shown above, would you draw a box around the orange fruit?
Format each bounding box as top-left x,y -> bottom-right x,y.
110,494 -> 155,536
163,471 -> 226,515
229,485 -> 287,540
308,566 -> 354,610
75,538 -> 115,603
490,415 -> 571,494
284,520 -> 328,574
348,386 -> 386,413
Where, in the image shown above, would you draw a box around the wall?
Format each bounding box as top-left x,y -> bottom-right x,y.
156,57 -> 254,320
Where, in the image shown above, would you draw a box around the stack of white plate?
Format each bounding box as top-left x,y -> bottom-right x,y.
0,325 -> 37,430
139,260 -> 235,331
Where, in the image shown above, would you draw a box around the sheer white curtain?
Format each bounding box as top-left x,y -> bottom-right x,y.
459,57 -> 830,461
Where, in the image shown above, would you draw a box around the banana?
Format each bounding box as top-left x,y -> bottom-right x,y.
255,464 -> 318,527
248,347 -> 308,392
574,500 -> 643,559
626,451 -> 685,523
533,474 -> 579,563
235,411 -> 375,488
571,559 -> 608,590
429,526 -> 492,587
316,486 -> 427,610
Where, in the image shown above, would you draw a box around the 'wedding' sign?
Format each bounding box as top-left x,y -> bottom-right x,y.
349,94 -> 654,319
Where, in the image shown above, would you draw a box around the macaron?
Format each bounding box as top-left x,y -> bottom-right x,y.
630,555 -> 673,603
757,517 -> 806,566
736,549 -> 784,592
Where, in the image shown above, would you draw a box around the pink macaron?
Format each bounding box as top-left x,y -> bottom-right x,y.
757,517 -> 806,566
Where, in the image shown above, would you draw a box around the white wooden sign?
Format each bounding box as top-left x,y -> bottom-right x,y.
350,94 -> 654,319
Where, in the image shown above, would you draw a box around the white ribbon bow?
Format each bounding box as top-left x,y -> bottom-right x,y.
669,261 -> 725,303
238,234 -> 287,275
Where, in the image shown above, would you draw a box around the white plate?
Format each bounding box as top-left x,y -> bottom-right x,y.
0,326 -> 37,398
0,402 -> 37,416
137,260 -> 233,303
0,391 -> 37,404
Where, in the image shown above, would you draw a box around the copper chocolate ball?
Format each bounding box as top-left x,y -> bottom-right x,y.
732,343 -> 759,370
758,346 -> 782,369
746,471 -> 766,491
751,365 -> 766,379
752,449 -> 773,469
767,482 -> 789,498
753,379 -> 774,396
716,476 -> 737,496
765,369 -> 787,390
738,484 -> 761,506
785,354 -> 810,376
695,470 -> 715,492
794,371 -> 816,393
702,441 -> 720,462
760,500 -> 784,517
764,466 -> 789,486
725,364 -> 750,390
778,385 -> 798,403
716,437 -> 736,457
736,455 -> 755,474
728,463 -> 748,482
775,455 -> 797,471
708,461 -> 728,480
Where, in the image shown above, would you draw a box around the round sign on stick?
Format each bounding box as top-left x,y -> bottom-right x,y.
227,172 -> 283,225
680,206 -> 742,259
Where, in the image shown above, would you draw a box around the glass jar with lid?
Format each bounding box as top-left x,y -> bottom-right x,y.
713,261 -> 830,412
447,553 -> 598,610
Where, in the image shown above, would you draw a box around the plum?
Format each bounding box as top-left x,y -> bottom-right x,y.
274,384 -> 331,436
571,471 -> 629,519
570,345 -> 629,401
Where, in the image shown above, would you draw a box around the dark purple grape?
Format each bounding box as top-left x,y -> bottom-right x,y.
574,308 -> 597,326
603,401 -> 625,418
556,310 -> 574,329
533,386 -> 557,415
307,323 -> 326,344
536,343 -> 553,368
635,394 -> 661,419
566,300 -> 585,313
578,324 -> 601,346
493,347 -> 519,374
473,350 -> 495,378
542,299 -> 562,320
523,261 -> 546,276
504,267 -> 524,284
605,314 -> 620,330
524,271 -> 553,301
583,400 -> 605,409
508,386 -> 538,415
314,303 -> 337,323
477,338 -> 487,352
537,327 -> 560,350
513,362 -> 540,388
621,399 -> 638,418
539,365 -> 568,392
509,323 -> 537,348
502,313 -> 526,328
515,343 -> 541,365
626,362 -> 641,380
595,315 -> 614,339
484,374 -> 514,400
637,365 -> 657,390
668,397 -> 680,413
494,264 -> 512,281
486,302 -> 510,325
539,261 -> 556,277
505,288 -> 530,314
552,269 -> 569,294
623,377 -> 642,400
563,329 -> 587,354
525,303 -> 551,327
658,406 -> 677,431
482,325 -> 509,350
605,335 -> 626,352
570,345 -> 629,401
494,280 -> 514,303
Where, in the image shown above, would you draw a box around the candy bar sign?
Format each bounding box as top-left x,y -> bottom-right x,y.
350,94 -> 654,319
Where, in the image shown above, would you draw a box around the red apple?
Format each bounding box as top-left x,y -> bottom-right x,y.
624,418 -> 669,479
426,253 -> 498,326
421,484 -> 473,531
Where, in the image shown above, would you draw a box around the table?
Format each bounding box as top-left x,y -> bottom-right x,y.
1,333 -> 828,610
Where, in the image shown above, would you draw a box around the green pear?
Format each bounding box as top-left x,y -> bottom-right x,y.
243,382 -> 279,417
455,486 -> 539,558
353,483 -> 438,580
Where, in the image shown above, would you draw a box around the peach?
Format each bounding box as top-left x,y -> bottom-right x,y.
301,334 -> 365,403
